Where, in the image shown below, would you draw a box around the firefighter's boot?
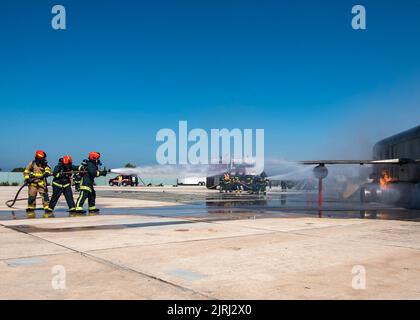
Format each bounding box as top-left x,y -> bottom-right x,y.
73,207 -> 86,216
88,207 -> 100,216
68,207 -> 77,217
26,201 -> 36,218
26,208 -> 36,219
43,208 -> 55,218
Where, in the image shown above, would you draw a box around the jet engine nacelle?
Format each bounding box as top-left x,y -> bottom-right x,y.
313,164 -> 328,180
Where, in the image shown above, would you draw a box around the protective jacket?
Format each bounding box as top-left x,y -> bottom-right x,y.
23,159 -> 51,211
75,159 -> 106,212
52,163 -> 79,187
23,160 -> 51,187
80,160 -> 104,189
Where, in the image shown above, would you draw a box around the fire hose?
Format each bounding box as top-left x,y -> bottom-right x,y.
5,170 -> 88,209
5,177 -> 48,209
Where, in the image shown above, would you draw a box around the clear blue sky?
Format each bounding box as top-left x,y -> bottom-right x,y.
1,0 -> 420,170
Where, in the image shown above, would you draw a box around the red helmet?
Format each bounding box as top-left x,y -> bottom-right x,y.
89,151 -> 101,161
35,150 -> 46,160
62,155 -> 72,165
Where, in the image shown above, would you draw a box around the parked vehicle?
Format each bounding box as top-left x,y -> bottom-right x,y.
109,175 -> 139,187
177,176 -> 206,186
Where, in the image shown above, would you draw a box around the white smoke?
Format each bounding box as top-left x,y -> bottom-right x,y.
263,158 -> 373,199
112,159 -> 371,183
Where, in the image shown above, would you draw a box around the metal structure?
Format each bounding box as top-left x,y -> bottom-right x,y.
301,125 -> 420,208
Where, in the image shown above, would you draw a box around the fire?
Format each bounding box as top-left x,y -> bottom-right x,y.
379,170 -> 393,188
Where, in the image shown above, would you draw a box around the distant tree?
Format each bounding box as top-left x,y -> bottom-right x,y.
124,163 -> 136,168
0,168 -> 2,172
12,168 -> 24,172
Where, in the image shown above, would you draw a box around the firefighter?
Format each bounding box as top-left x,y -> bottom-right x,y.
23,150 -> 52,218
232,175 -> 242,193
281,180 -> 287,192
230,176 -> 236,192
220,172 -> 230,193
251,175 -> 264,195
245,175 -> 254,194
47,155 -> 79,217
260,172 -> 269,195
75,152 -> 108,215
131,175 -> 139,187
249,176 -> 257,194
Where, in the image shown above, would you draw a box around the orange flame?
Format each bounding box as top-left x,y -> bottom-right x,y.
379,170 -> 393,188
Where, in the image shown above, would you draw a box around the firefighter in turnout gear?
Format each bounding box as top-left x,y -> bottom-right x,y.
75,152 -> 108,215
23,150 -> 52,218
232,176 -> 242,193
220,172 -> 231,193
47,155 -> 79,217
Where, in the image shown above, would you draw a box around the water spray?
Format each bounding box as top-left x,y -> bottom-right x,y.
111,164 -> 230,179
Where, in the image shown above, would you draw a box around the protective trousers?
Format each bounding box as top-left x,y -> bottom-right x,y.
28,185 -> 49,210
48,183 -> 75,211
75,184 -> 96,211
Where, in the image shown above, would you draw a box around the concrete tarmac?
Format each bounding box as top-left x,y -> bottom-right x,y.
1,186 -> 420,299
